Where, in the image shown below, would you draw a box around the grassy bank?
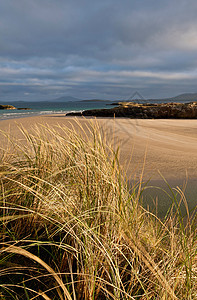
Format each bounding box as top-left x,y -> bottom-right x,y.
0,120 -> 196,299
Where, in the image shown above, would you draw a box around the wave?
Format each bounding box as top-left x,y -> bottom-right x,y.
0,110 -> 82,121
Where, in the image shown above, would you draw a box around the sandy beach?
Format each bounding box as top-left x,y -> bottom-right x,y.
1,114 -> 197,215
1,115 -> 197,181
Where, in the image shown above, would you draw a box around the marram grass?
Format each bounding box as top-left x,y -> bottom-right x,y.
0,120 -> 196,299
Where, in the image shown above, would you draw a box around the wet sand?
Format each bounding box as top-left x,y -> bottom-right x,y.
0,115 -> 197,215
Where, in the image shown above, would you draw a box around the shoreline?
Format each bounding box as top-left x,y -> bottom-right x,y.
0,112 -> 69,122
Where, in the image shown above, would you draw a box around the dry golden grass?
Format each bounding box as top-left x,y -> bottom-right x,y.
0,120 -> 196,299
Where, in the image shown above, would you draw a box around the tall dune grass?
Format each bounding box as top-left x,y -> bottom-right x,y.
0,120 -> 196,299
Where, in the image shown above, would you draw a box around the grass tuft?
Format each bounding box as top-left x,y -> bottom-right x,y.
0,120 -> 196,299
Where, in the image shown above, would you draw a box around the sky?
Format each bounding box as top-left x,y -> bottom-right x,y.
1,0 -> 197,101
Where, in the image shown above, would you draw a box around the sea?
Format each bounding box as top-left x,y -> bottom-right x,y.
0,100 -> 113,121
0,98 -> 194,121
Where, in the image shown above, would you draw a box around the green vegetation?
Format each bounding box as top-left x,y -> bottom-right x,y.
0,120 -> 196,299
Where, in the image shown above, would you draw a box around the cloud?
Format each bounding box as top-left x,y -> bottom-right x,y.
1,0 -> 197,100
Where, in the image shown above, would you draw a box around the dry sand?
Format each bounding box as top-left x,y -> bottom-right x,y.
0,115 -> 197,215
0,115 -> 197,181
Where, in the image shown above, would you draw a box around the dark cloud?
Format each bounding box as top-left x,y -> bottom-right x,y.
1,0 -> 197,101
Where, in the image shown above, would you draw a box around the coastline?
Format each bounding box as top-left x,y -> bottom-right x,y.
0,100 -> 113,121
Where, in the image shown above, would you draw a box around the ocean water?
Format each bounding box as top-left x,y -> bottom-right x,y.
0,101 -> 113,121
0,98 -> 193,121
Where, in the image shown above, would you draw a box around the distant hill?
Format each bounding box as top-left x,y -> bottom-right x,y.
123,92 -> 197,103
0,98 -> 112,104
52,97 -> 113,103
2,93 -> 197,104
80,99 -> 111,103
53,96 -> 82,102
168,93 -> 197,102
149,93 -> 197,103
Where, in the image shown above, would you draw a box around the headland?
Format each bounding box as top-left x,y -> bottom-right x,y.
66,101 -> 197,119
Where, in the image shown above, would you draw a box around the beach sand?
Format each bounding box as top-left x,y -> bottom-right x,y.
0,115 -> 197,214
1,115 -> 197,179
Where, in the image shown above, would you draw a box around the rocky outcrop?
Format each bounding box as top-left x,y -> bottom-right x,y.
17,107 -> 31,110
0,105 -> 31,110
66,102 -> 197,119
0,105 -> 16,110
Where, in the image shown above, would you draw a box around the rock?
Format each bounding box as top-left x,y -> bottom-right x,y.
0,105 -> 16,110
17,108 -> 31,110
66,101 -> 197,119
